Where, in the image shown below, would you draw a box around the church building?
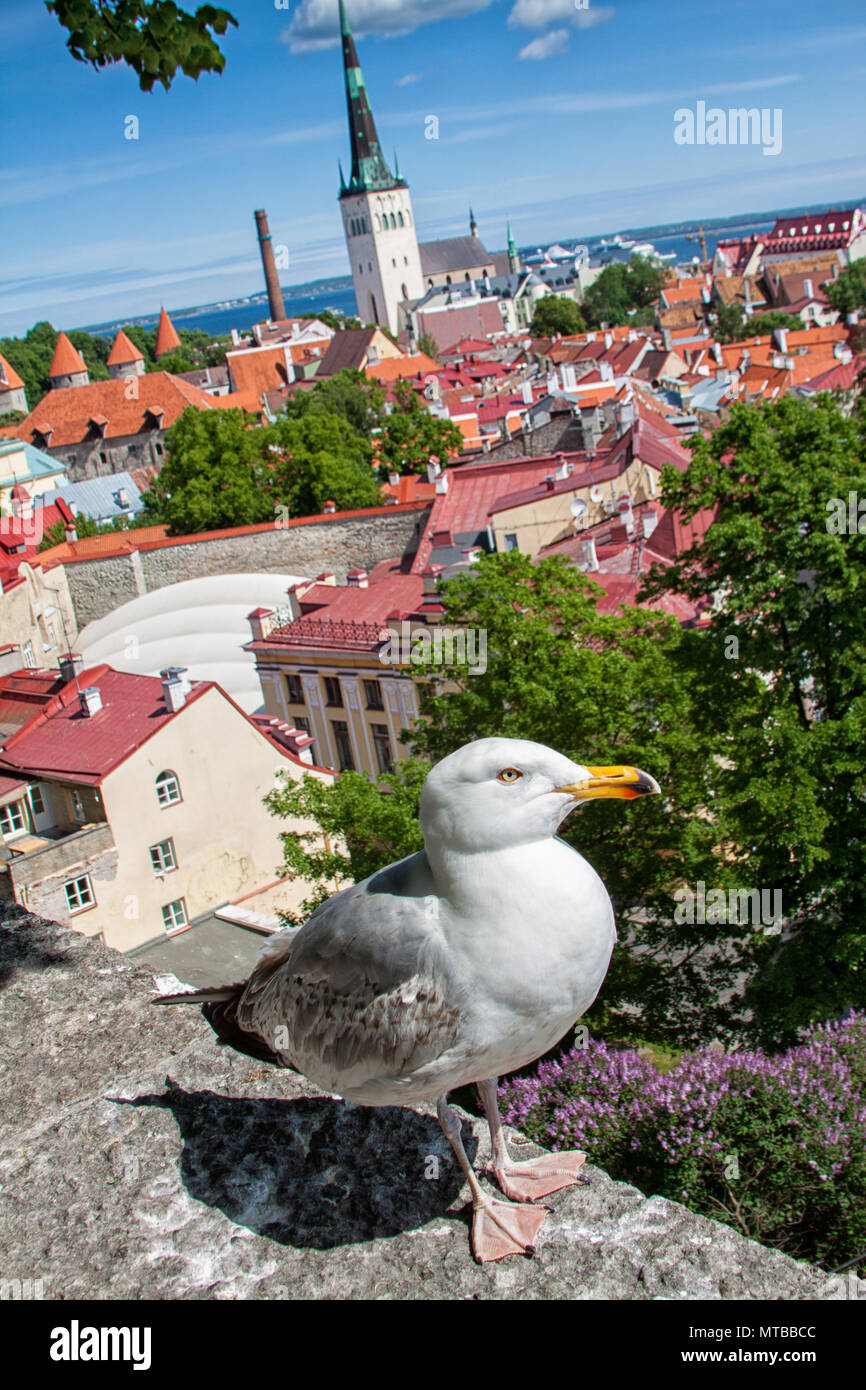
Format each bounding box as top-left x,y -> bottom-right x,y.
337,1 -> 503,335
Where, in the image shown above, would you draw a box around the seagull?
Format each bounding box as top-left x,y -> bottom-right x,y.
154,738 -> 659,1262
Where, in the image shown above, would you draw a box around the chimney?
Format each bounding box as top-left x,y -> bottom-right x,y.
521,380 -> 533,405
231,328 -> 240,347
247,608 -> 277,642
254,209 -> 286,323
347,569 -> 369,588
79,687 -> 102,717
421,564 -> 444,596
64,523 -> 78,543
461,546 -> 482,564
599,361 -> 614,382
773,327 -> 788,354
162,678 -> 186,712
544,475 -> 556,492
435,473 -> 450,494
581,538 -> 599,572
642,509 -> 660,540
426,458 -> 442,483
291,321 -> 300,340
388,471 -> 400,487
712,342 -> 723,365
323,500 -> 336,514
620,400 -> 635,429
803,278 -> 813,299
59,653 -> 84,682
161,666 -> 191,694
115,487 -> 129,509
555,456 -> 569,481
560,363 -> 577,392
604,331 -> 613,350
580,405 -> 601,451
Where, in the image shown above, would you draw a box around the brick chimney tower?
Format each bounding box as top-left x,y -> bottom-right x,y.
254,209 -> 286,323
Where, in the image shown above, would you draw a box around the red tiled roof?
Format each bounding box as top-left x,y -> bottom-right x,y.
16,372 -> 221,449
250,559 -> 426,652
106,330 -> 145,366
155,308 -> 182,357
364,353 -> 441,382
49,332 -> 87,378
800,357 -> 863,392
0,353 -> 25,392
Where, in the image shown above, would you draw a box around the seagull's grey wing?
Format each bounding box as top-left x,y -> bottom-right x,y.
236,852 -> 461,1090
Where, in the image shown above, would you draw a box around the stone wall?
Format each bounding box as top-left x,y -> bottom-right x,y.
1,907 -> 863,1301
61,505 -> 432,629
482,415 -> 587,462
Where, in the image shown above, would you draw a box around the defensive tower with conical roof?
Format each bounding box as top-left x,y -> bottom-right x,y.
337,0 -> 424,334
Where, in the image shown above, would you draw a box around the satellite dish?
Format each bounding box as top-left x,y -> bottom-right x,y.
570,498 -> 587,519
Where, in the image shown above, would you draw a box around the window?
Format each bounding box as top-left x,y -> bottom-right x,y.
293,716 -> 311,733
23,642 -> 35,669
324,676 -> 343,707
162,898 -> 188,932
372,724 -> 394,775
156,771 -> 181,807
331,720 -> 354,771
504,533 -> 519,552
65,875 -> 95,914
0,801 -> 26,837
398,211 -> 404,227
363,679 -> 384,710
70,789 -> 86,821
150,838 -> 177,874
29,785 -> 45,817
286,673 -> 305,705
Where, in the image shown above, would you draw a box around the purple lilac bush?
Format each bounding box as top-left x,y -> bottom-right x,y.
498,1013 -> 866,1271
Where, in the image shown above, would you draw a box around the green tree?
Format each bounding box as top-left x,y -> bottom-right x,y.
582,255 -> 667,329
377,378 -> 464,474
286,369 -> 386,439
641,393 -> 866,1040
300,310 -> 362,332
143,405 -> 382,534
265,760 -> 429,922
529,296 -> 586,338
825,259 -> 866,320
45,0 -> 237,91
713,306 -> 804,344
418,331 -> 442,361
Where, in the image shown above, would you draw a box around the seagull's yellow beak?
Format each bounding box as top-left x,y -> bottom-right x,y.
552,766 -> 661,800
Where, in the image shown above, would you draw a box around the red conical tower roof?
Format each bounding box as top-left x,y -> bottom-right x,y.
155,308 -> 182,358
107,328 -> 145,365
50,331 -> 88,378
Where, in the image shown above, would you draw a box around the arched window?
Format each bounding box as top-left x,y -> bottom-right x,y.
369,291 -> 380,324
398,211 -> 404,227
390,213 -> 397,229
374,214 -> 381,232
446,275 -> 452,285
401,283 -> 408,300
405,210 -> 412,227
156,770 -> 181,807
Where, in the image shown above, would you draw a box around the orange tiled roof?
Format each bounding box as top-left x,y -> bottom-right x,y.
364,353 -> 441,382
0,353 -> 25,391
226,345 -> 295,400
155,308 -> 182,357
16,372 -> 221,449
49,332 -> 87,378
106,329 -> 144,366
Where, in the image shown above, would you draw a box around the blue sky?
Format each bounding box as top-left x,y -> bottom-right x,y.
2,0 -> 865,336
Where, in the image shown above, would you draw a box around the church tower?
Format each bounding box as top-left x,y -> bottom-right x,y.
337,0 -> 424,335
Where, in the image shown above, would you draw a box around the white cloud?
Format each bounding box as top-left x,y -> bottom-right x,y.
508,1 -> 615,31
395,71 -> 424,86
285,0 -> 493,54
518,28 -> 570,60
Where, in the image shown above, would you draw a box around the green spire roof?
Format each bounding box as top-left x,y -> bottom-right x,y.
338,0 -> 403,196
508,221 -> 517,256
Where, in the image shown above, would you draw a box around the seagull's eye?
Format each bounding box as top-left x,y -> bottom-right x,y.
497,768 -> 523,783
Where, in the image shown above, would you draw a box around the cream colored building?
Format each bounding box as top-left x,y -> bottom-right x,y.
0,664 -> 333,952
0,562 -> 78,672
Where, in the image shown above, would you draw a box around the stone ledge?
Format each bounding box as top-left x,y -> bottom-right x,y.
1,906 -> 861,1301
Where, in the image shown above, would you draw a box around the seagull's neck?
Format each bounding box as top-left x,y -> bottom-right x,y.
427,837 -> 578,911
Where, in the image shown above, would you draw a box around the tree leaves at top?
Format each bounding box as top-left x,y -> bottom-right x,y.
581,255 -> 668,329
529,296 -> 586,338
141,405 -> 382,533
44,0 -> 238,91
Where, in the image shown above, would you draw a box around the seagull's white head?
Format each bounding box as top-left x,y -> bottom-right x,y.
419,737 -> 660,855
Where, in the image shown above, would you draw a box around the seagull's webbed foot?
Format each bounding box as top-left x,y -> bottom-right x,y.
490,1150 -> 589,1203
478,1077 -> 590,1203
470,1194 -> 550,1264
437,1093 -> 551,1263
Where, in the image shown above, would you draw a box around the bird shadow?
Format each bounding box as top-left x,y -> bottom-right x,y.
115,1078 -> 478,1250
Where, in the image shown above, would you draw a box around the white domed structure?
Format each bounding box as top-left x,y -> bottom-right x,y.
78,573 -> 309,712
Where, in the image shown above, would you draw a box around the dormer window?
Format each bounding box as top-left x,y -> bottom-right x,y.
145,405 -> 165,428
88,415 -> 108,438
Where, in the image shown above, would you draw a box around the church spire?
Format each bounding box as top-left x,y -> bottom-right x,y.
338,0 -> 401,194
470,207 -> 478,238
